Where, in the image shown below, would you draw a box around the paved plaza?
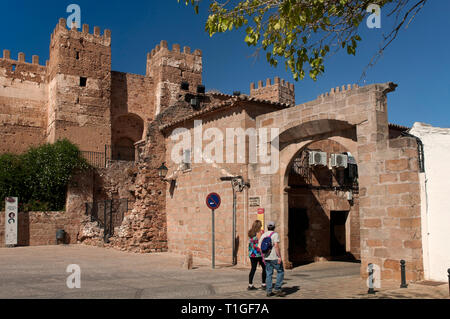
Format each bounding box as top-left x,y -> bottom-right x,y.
0,245 -> 448,299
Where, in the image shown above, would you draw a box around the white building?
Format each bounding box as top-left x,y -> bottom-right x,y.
410,122 -> 450,282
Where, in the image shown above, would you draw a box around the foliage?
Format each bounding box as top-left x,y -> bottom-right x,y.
179,0 -> 427,81
0,139 -> 89,212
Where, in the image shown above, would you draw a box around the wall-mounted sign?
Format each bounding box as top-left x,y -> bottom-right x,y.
5,197 -> 18,246
249,197 -> 261,207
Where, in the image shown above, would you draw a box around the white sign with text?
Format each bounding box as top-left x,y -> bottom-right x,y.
5,197 -> 18,246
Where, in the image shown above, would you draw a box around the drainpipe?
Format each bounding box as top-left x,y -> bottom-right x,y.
401,131 -> 425,173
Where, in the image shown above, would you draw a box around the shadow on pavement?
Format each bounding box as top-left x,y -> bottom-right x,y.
282,286 -> 300,296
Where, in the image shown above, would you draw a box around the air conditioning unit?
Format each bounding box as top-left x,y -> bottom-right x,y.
331,154 -> 348,169
308,151 -> 327,167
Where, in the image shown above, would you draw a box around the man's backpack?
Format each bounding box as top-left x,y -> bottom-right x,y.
260,232 -> 274,257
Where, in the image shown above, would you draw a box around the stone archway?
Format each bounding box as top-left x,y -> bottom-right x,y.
111,113 -> 144,161
282,139 -> 360,267
268,119 -> 359,267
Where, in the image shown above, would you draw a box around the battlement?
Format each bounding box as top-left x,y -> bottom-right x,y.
1,49 -> 46,67
50,18 -> 111,46
147,40 -> 202,61
250,77 -> 295,92
250,77 -> 295,106
317,84 -> 360,98
145,40 -> 203,81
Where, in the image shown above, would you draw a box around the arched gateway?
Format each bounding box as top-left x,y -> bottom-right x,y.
249,83 -> 425,283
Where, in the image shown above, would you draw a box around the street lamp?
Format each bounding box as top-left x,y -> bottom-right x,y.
220,176 -> 250,265
158,162 -> 168,179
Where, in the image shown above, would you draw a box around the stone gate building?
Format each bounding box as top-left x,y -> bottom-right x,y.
0,18 -> 433,284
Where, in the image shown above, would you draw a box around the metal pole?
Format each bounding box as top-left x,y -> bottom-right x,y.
368,263 -> 375,294
212,209 -> 215,269
400,260 -> 408,288
447,268 -> 450,296
232,187 -> 236,266
109,200 -> 113,240
103,201 -> 107,242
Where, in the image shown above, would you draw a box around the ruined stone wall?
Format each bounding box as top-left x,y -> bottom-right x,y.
78,162 -> 137,247
250,77 -> 295,106
0,51 -> 47,154
47,19 -> 112,152
105,97 -> 204,253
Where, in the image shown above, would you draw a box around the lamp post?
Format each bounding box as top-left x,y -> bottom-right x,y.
220,176 -> 249,266
158,162 -> 168,179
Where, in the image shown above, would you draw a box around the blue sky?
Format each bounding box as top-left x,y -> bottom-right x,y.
1,0 -> 449,127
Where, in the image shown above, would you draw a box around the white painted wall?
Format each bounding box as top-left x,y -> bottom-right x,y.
410,122 -> 450,282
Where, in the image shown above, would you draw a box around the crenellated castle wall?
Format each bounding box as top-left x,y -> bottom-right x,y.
0,50 -> 48,154
0,19 -> 206,156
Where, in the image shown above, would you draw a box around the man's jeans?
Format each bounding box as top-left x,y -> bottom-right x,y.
265,260 -> 284,292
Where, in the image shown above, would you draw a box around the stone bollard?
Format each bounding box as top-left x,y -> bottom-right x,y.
183,251 -> 193,270
367,263 -> 376,294
400,260 -> 408,288
448,269 -> 450,296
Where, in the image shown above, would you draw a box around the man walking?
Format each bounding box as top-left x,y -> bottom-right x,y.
259,221 -> 285,297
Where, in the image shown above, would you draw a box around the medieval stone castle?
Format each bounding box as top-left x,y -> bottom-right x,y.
3,18 -> 444,284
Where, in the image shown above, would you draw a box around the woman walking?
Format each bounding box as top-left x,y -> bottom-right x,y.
247,220 -> 266,290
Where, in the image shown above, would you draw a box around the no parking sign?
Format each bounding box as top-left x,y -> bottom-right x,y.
206,193 -> 221,269
206,193 -> 221,210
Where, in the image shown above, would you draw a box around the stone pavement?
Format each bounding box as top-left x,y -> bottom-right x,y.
0,245 -> 448,299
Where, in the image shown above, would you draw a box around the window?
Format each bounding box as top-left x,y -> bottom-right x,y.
182,149 -> 191,171
76,51 -> 80,60
80,77 -> 87,87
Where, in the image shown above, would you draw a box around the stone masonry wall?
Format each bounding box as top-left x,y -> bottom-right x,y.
46,19 -> 112,152
250,77 -> 295,106
252,83 -> 424,283
163,101 -> 288,265
111,71 -> 154,141
0,169 -> 94,247
0,50 -> 47,154
146,41 -> 202,116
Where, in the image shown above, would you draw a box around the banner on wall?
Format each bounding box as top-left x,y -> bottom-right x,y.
5,197 -> 18,246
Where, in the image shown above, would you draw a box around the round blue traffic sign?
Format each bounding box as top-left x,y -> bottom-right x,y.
206,193 -> 221,210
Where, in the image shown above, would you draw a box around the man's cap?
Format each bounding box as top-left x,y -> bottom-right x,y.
267,221 -> 276,227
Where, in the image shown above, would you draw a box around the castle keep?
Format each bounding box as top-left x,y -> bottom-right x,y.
1,19 -> 435,285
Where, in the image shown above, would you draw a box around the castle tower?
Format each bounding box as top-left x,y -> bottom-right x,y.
46,18 -> 112,152
146,41 -> 203,116
250,77 -> 295,106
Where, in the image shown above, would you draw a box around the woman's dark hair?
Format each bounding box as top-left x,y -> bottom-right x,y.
248,220 -> 262,238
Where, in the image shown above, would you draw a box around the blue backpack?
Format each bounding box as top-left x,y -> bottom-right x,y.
260,232 -> 274,257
